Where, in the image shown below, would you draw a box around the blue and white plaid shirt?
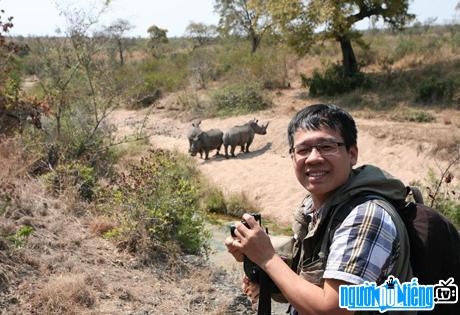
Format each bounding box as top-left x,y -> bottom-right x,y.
323,200 -> 399,284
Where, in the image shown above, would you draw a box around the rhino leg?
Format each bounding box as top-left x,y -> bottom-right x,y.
246,139 -> 253,153
204,150 -> 209,160
224,145 -> 229,158
240,145 -> 245,152
215,144 -> 221,156
230,145 -> 236,157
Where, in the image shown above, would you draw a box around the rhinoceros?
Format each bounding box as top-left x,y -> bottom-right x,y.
186,120 -> 202,155
190,128 -> 224,160
223,119 -> 269,158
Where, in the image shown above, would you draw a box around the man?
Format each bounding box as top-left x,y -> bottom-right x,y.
225,104 -> 411,314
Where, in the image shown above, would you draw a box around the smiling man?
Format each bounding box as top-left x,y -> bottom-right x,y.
225,104 -> 412,315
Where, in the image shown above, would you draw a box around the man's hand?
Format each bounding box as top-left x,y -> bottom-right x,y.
224,236 -> 244,262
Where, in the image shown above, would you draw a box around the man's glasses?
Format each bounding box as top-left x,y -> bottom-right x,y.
290,141 -> 345,159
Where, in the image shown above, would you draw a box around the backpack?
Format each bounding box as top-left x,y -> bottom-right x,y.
323,186 -> 460,314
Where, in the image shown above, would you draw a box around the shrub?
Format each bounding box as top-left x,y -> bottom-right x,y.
210,82 -> 271,116
44,162 -> 97,201
201,187 -> 226,214
391,109 -> 436,123
417,77 -> 456,103
301,63 -> 369,96
212,42 -> 290,89
32,274 -> 95,314
225,192 -> 261,217
96,150 -> 209,255
424,169 -> 460,229
6,225 -> 33,248
392,38 -> 418,61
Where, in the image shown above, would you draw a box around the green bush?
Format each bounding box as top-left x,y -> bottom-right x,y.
44,162 -> 97,201
301,63 -> 369,96
424,169 -> 460,230
210,82 -> 271,116
417,77 -> 456,103
201,187 -> 226,214
7,225 -> 34,248
392,38 -> 418,60
211,43 -> 290,89
225,192 -> 260,217
96,150 -> 209,255
122,54 -> 189,106
392,110 -> 436,123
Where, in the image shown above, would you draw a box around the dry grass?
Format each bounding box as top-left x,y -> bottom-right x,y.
90,216 -> 118,236
32,274 -> 95,314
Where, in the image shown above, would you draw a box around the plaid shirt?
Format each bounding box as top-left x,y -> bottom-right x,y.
323,200 -> 399,284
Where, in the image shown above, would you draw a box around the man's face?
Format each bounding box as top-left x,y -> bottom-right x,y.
291,126 -> 358,206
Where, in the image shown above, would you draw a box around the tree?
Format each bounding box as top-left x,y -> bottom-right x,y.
184,22 -> 217,50
0,9 -> 44,135
0,9 -> 18,99
104,18 -> 134,66
214,0 -> 273,54
147,25 -> 168,58
32,35 -> 80,139
264,0 -> 414,76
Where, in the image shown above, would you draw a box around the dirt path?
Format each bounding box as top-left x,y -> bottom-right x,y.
111,98 -> 460,227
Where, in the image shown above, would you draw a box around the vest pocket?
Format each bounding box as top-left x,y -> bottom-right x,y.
299,257 -> 325,287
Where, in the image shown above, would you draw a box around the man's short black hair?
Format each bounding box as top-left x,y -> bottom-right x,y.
287,104 -> 357,152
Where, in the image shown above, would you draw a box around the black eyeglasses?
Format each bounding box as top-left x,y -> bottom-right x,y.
290,141 -> 345,159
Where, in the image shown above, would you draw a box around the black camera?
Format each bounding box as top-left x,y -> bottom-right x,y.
230,212 -> 261,237
228,213 -> 280,295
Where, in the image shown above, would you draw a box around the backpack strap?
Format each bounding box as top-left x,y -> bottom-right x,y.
370,198 -> 412,282
407,186 -> 424,204
319,194 -> 412,283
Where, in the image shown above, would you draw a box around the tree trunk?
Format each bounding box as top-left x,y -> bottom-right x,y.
338,36 -> 358,76
250,31 -> 261,54
117,39 -> 124,66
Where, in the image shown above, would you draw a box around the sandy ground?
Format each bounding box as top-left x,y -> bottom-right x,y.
110,93 -> 460,227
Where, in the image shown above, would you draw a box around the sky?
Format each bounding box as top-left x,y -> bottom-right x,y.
1,0 -> 459,38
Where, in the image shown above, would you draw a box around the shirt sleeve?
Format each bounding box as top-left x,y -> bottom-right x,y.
323,200 -> 399,285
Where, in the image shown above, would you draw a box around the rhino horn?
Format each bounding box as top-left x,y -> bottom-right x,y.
264,122 -> 269,128
192,120 -> 202,128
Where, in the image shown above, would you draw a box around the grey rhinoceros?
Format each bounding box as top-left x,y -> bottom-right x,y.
186,120 -> 202,155
223,119 -> 269,158
190,128 -> 224,160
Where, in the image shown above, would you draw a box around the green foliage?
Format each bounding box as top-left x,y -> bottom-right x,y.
201,187 -> 227,214
417,77 -> 456,104
225,192 -> 261,217
7,225 -> 34,248
265,0 -> 413,74
210,82 -> 271,116
96,150 -> 209,255
301,63 -> 369,96
391,109 -> 436,123
424,169 -> 460,229
215,0 -> 272,53
392,38 -> 418,60
124,54 -> 189,105
212,43 -> 290,89
44,162 -> 97,201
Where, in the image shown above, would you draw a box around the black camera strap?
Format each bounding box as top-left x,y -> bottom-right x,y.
258,270 -> 272,315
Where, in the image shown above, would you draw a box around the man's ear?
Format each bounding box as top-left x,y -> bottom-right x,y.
290,151 -> 297,166
349,144 -> 358,166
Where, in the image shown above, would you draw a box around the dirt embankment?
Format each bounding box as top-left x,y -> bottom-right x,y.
111,100 -> 460,227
